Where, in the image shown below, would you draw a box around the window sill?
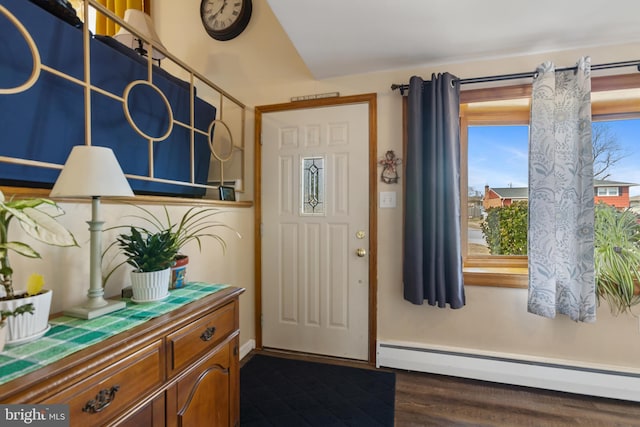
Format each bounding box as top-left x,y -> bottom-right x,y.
463,267 -> 528,288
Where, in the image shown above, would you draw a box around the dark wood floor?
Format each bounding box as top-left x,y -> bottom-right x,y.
245,350 -> 640,427
394,369 -> 640,427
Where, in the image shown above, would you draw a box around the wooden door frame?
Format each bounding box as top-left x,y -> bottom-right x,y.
254,93 -> 378,365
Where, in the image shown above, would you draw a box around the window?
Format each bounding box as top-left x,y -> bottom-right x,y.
597,187 -> 620,196
301,157 -> 325,215
459,74 -> 640,288
467,124 -> 529,256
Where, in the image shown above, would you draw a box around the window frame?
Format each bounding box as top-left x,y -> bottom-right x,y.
597,187 -> 620,197
459,73 -> 640,288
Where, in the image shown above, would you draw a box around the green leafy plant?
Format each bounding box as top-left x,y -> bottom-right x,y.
594,202 -> 640,315
0,190 -> 78,298
114,227 -> 179,273
124,205 -> 238,256
103,205 -> 239,284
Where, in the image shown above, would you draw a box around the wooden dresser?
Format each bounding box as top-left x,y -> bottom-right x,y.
0,286 -> 244,427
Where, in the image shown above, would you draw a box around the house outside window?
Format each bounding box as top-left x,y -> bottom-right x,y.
480,181 -> 637,217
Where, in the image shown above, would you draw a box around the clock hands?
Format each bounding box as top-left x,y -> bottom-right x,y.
206,0 -> 235,29
205,0 -> 226,20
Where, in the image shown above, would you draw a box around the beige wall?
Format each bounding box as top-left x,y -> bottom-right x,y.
5,201 -> 254,337
7,0 -> 639,371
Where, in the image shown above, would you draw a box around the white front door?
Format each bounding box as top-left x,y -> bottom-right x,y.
261,102 -> 370,360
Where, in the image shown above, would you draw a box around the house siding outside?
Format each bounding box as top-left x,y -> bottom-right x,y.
483,188 -> 505,209
484,181 -> 637,211
483,185 -> 528,210
594,184 -> 632,209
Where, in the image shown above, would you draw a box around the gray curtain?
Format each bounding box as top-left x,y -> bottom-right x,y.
528,57 -> 596,322
403,74 -> 465,308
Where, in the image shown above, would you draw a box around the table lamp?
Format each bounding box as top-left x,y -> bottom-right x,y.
51,145 -> 134,319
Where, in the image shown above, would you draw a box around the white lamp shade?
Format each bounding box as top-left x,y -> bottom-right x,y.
51,145 -> 134,198
113,9 -> 166,61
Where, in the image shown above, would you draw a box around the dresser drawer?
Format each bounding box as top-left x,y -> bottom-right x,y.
43,340 -> 164,426
167,301 -> 236,375
45,340 -> 163,426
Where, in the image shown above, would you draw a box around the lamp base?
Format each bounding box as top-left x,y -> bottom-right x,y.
63,299 -> 126,320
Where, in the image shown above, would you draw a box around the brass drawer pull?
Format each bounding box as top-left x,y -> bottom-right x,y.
83,385 -> 120,413
200,326 -> 216,342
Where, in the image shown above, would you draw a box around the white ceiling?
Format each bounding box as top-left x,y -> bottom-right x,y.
266,0 -> 640,79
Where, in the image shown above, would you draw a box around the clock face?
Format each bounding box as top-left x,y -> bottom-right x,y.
200,0 -> 252,41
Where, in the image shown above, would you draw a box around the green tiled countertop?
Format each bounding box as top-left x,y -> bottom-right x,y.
0,282 -> 229,386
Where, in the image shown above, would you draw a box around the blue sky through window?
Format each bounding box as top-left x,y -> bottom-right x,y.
468,118 -> 640,197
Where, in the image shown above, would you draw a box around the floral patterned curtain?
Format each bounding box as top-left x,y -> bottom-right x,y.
527,57 -> 596,322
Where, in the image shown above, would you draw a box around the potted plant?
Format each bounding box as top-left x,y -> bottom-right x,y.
107,205 -> 238,289
0,303 -> 34,352
594,202 -> 640,315
0,189 -> 77,343
113,227 -> 178,302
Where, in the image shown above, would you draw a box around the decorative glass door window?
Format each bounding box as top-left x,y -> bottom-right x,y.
301,157 -> 325,215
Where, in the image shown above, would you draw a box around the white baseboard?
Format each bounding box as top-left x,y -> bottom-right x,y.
239,339 -> 256,361
377,341 -> 640,402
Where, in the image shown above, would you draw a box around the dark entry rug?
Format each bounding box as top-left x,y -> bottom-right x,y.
240,354 -> 395,426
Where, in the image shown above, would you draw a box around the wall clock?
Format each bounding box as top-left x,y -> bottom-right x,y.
200,0 -> 252,41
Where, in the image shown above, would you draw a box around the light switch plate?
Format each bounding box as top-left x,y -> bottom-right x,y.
379,191 -> 397,208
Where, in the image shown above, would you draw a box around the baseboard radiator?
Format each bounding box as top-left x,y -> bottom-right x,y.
377,341 -> 640,402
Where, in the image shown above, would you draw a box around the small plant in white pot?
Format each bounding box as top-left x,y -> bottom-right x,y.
112,227 -> 178,303
108,205 -> 238,289
0,190 -> 77,344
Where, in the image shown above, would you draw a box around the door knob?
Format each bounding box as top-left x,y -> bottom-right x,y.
356,248 -> 366,257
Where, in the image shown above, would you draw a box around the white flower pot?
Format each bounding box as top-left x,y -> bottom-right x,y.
0,289 -> 52,345
130,268 -> 171,303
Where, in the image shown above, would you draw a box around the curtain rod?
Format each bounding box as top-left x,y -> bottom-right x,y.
390,60 -> 640,95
